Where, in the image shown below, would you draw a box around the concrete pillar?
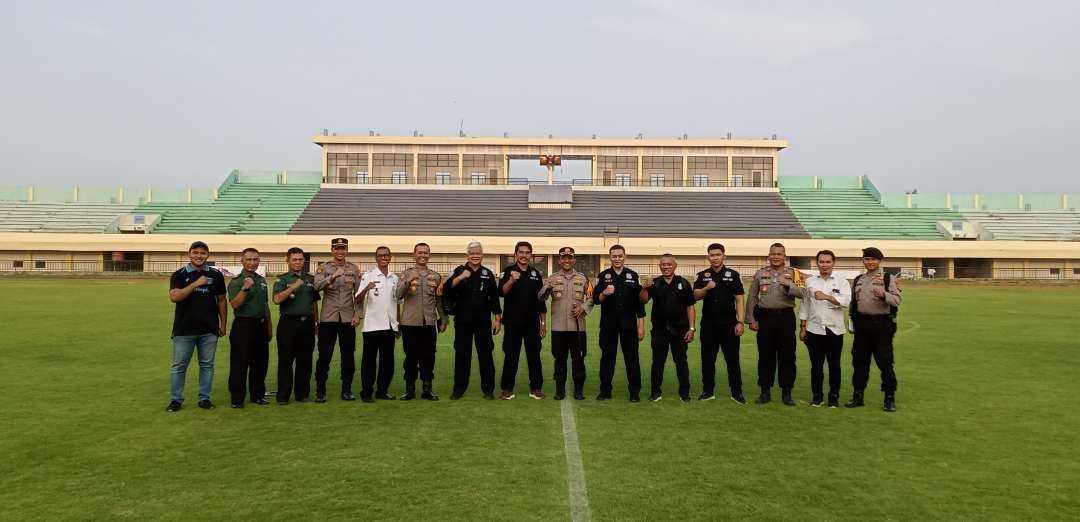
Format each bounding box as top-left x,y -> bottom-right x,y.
727,155 -> 733,185
186,188 -> 192,203
772,155 -> 778,187
907,193 -> 913,208
858,175 -> 864,189
28,185 -> 34,201
148,188 -> 153,203
947,258 -> 955,279
636,155 -> 643,184
681,155 -> 688,185
503,154 -> 509,183
457,152 -> 464,184
945,193 -> 952,209
322,149 -> 328,183
367,151 -> 374,182
412,152 -> 419,183
1018,193 -> 1025,210
73,186 -> 79,202
1063,193 -> 1069,210
974,193 -> 981,209
591,155 -> 597,185
118,186 -> 124,203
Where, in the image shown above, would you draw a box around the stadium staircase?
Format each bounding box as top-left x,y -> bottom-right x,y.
135,183 -> 320,234
960,210 -> 1080,241
291,188 -> 810,238
0,201 -> 135,232
780,187 -> 960,240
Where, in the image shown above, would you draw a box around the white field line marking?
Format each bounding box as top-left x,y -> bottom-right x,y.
560,400 -> 592,522
896,320 -> 921,338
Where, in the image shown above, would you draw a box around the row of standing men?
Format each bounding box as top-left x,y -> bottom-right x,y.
164,238 -> 901,412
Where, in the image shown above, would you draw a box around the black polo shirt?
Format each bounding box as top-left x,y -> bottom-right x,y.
646,275 -> 695,335
446,264 -> 502,324
499,264 -> 546,328
694,266 -> 744,325
593,267 -> 646,331
170,264 -> 226,337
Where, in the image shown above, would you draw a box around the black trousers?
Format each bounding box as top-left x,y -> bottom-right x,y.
453,320 -> 495,395
315,321 -> 356,393
851,315 -> 898,393
229,316 -> 269,404
598,326 -> 641,395
276,314 -> 315,402
360,329 -> 396,397
500,323 -> 544,392
401,325 -> 437,384
755,308 -> 797,391
651,330 -> 690,397
804,330 -> 843,399
700,322 -> 742,396
551,331 -> 587,393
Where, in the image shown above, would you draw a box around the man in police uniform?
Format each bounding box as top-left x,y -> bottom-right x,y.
226,247 -> 273,408
498,241 -> 548,400
355,246 -> 400,402
396,242 -> 447,401
444,241 -> 502,400
640,254 -> 696,402
593,244 -> 645,402
166,240 -> 227,412
745,243 -> 805,406
272,247 -> 319,404
846,247 -> 902,412
313,237 -> 362,402
539,246 -> 593,401
693,243 -> 747,403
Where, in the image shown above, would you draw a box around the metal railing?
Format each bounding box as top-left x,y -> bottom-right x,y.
327,176 -> 531,186
325,177 -> 777,188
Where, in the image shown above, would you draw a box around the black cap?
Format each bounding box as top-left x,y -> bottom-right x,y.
188,240 -> 209,251
558,246 -> 575,256
862,247 -> 884,260
331,237 -> 349,248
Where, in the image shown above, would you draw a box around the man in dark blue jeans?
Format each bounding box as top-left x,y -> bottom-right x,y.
166,241 -> 227,412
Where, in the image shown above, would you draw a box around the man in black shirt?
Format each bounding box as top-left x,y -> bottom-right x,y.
166,241 -> 227,412
498,241 -> 548,400
444,241 -> 503,400
593,244 -> 645,402
693,243 -> 746,403
640,254 -> 696,402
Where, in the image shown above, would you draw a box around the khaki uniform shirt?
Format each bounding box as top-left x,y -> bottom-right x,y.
396,267 -> 445,327
314,261 -> 361,323
539,270 -> 594,332
852,269 -> 902,316
745,266 -> 804,319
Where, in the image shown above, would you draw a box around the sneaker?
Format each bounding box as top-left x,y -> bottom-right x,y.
648,393 -> 662,402
811,396 -> 824,407
529,389 -> 546,400
252,398 -> 270,406
314,394 -> 327,403
165,400 -> 182,412
375,393 -> 396,401
483,392 -> 495,400
698,392 -> 716,401
500,390 -> 515,400
844,393 -> 865,408
340,392 -> 356,401
883,394 -> 897,412
679,395 -> 691,403
197,400 -> 215,410
730,394 -> 747,404
828,396 -> 840,408
230,402 -> 244,409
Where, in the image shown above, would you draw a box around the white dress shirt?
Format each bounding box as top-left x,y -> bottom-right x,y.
357,268 -> 400,332
798,272 -> 851,335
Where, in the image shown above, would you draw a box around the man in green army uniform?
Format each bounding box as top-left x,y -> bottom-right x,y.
227,247 -> 273,408
272,247 -> 320,404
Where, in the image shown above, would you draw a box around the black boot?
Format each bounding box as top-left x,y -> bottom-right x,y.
883,392 -> 897,412
845,390 -> 865,408
573,385 -> 585,401
755,387 -> 771,404
781,389 -> 796,406
554,383 -> 566,401
421,381 -> 439,401
400,382 -> 416,401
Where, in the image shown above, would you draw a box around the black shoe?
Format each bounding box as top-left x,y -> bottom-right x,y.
450,392 -> 463,400
197,400 -> 215,410
844,392 -> 865,408
231,402 -> 244,409
166,400 -> 182,412
811,395 -> 824,407
596,392 -> 612,401
679,395 -> 691,403
828,396 -> 840,408
422,382 -> 439,401
883,393 -> 897,412
573,391 -> 586,401
314,394 -> 327,403
276,400 -> 289,405
553,392 -> 566,401
340,392 -> 356,401
698,392 -> 715,401
648,393 -> 662,402
755,388 -> 771,404
730,393 -> 747,404
296,397 -> 309,403
252,398 -> 270,406
782,391 -> 796,406
400,384 -> 416,401
360,395 -> 375,403
375,393 -> 396,401
483,392 -> 495,400
629,394 -> 640,402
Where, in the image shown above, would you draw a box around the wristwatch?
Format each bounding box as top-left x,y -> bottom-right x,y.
688,327 -> 696,332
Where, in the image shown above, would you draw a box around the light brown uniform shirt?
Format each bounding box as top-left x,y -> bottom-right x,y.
539,270 -> 594,332
745,266 -> 804,319
314,261 -> 361,323
852,269 -> 902,316
396,267 -> 445,327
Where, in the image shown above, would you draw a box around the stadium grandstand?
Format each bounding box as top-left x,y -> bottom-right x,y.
1,135 -> 1078,280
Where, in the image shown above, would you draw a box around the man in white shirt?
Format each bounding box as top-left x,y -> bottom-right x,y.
355,246 -> 401,402
798,250 -> 851,408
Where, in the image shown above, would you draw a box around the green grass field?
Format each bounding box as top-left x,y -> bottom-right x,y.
2,277 -> 1078,520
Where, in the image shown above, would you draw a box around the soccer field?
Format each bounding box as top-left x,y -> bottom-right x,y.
1,277 -> 1077,520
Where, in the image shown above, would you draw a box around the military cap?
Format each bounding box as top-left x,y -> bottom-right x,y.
331,237 -> 349,248
558,246 -> 575,257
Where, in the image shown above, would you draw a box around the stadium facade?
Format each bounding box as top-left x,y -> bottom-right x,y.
2,135 -> 1078,280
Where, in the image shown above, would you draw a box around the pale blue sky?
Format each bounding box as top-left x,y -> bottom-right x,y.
2,1 -> 1077,192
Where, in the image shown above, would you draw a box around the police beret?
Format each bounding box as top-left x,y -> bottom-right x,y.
862,247 -> 884,260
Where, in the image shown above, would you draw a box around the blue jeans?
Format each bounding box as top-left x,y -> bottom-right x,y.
170,333 -> 219,402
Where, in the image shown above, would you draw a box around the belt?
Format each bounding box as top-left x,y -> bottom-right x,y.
281,314 -> 314,321
235,316 -> 266,322
755,307 -> 793,317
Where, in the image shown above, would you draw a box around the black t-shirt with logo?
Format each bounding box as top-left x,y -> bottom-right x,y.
694,266 -> 744,325
170,265 -> 227,337
499,264 -> 546,328
646,275 -> 695,335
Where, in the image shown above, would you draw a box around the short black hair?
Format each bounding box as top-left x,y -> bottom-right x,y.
862,247 -> 884,260
609,244 -> 625,254
375,246 -> 391,255
241,247 -> 259,255
514,241 -> 533,253
413,242 -> 430,252
707,243 -> 725,254
815,249 -> 835,262
769,242 -> 785,252
286,247 -> 304,257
